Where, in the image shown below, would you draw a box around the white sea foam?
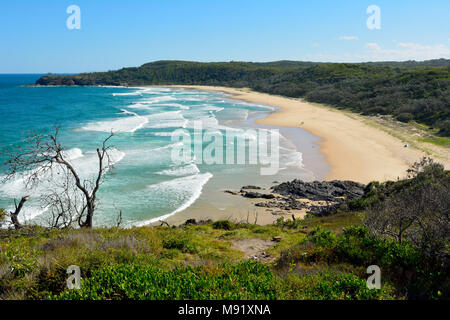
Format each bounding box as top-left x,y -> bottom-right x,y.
127,103 -> 149,109
282,151 -> 303,167
61,147 -> 84,161
152,132 -> 173,137
156,163 -> 200,176
146,111 -> 188,129
226,99 -> 277,111
80,109 -> 148,133
112,90 -> 144,96
184,116 -> 220,129
151,142 -> 184,151
131,172 -> 213,227
112,88 -> 174,97
139,96 -> 177,104
127,101 -> 189,111
201,105 -> 224,112
133,87 -> 172,93
155,103 -> 190,110
152,131 -> 189,137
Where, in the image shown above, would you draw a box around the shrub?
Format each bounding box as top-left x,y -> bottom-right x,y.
275,217 -> 303,229
0,208 -> 6,225
277,271 -> 397,300
49,261 -> 277,300
0,246 -> 39,278
162,237 -> 197,254
307,227 -> 337,247
212,220 -> 235,230
396,113 -> 414,122
278,223 -> 447,299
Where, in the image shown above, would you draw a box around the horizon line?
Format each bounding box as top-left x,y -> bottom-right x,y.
1,57 -> 449,75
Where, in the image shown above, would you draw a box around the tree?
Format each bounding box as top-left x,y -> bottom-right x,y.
9,196 -> 30,229
2,126 -> 115,228
365,158 -> 449,259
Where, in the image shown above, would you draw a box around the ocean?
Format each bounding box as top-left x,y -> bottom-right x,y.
0,74 -> 326,227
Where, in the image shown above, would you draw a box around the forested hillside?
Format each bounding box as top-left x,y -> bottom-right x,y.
36,59 -> 450,136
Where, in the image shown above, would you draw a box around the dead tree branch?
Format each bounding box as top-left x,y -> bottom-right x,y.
10,196 -> 30,229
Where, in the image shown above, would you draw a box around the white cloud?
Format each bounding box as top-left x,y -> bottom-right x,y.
339,36 -> 359,41
312,42 -> 320,48
365,42 -> 450,60
366,43 -> 382,51
302,41 -> 450,63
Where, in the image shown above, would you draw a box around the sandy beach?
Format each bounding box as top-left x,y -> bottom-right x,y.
166,85 -> 449,184
152,84 -> 450,226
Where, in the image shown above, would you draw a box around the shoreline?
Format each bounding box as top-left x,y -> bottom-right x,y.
159,92 -> 323,227
25,84 -> 450,226
162,85 -> 449,184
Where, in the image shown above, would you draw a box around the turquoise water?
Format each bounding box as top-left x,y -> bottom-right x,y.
0,75 -> 317,227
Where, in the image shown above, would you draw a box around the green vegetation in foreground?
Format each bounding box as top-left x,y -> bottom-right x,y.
0,218 -> 396,300
0,159 -> 448,300
36,59 -> 450,137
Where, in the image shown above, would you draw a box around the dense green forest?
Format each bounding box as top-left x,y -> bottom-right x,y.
36,59 -> 450,136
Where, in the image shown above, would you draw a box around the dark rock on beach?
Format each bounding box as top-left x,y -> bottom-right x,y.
255,196 -> 306,210
229,179 -> 366,217
241,191 -> 275,199
235,179 -> 366,217
271,180 -> 365,202
241,185 -> 262,190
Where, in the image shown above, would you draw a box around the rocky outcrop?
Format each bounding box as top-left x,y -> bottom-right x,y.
271,180 -> 365,202
255,196 -> 306,210
241,191 -> 275,199
230,179 -> 366,217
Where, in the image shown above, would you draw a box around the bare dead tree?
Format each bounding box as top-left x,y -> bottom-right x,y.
2,126 -> 115,228
116,209 -> 123,227
9,196 -> 30,229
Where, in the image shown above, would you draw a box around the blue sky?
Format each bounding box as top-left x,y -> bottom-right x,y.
1,0 -> 449,73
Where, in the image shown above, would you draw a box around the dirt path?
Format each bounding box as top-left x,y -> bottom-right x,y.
231,239 -> 276,263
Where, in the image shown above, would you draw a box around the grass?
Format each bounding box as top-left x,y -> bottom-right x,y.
418,137 -> 450,147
